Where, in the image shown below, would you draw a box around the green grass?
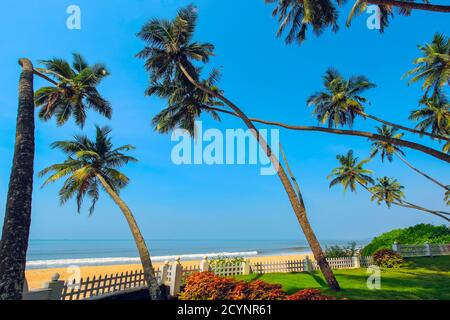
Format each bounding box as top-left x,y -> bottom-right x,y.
235,257 -> 450,300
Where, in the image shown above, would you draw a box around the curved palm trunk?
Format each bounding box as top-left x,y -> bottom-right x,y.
178,64 -> 341,291
359,183 -> 450,222
358,111 -> 449,142
0,59 -> 35,300
96,174 -> 161,300
203,106 -> 450,164
394,152 -> 449,191
368,0 -> 450,13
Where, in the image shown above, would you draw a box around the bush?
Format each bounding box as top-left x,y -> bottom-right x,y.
373,249 -> 404,268
361,224 -> 450,256
325,242 -> 358,258
287,289 -> 336,300
179,272 -> 285,300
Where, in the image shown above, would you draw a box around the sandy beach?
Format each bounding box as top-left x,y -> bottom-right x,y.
25,253 -> 313,289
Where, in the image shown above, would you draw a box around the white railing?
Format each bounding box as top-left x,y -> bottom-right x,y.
250,259 -> 305,274
392,242 -> 450,258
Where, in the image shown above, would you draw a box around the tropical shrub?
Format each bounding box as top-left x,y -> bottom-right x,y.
209,256 -> 246,268
373,249 -> 404,268
325,242 -> 358,258
179,272 -> 236,300
287,289 -> 336,300
361,224 -> 450,255
179,272 -> 286,300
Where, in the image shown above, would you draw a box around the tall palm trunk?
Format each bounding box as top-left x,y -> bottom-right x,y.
0,59 -> 35,300
178,64 -> 341,291
368,0 -> 450,13
203,105 -> 450,163
96,174 -> 161,300
394,151 -> 449,191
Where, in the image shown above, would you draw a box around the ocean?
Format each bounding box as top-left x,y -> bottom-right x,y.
25,239 -> 368,269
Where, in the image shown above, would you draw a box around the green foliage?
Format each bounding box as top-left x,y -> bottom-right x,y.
373,249 -> 404,268
325,242 -> 358,258
179,272 -> 285,300
209,256 -> 246,268
361,224 -> 450,256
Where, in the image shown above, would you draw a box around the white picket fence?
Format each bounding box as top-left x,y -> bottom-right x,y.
392,242 -> 450,258
23,242 -> 449,300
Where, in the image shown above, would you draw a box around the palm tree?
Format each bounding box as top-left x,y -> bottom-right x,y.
308,69 -> 449,141
328,151 -> 450,222
0,59 -> 35,300
370,125 -> 449,191
39,126 -> 161,300
328,150 -> 375,192
266,1 -> 450,43
368,177 -> 450,222
137,5 -> 341,291
409,93 -> 450,137
0,54 -> 111,300
403,33 -> 450,97
307,68 -> 375,128
35,53 -> 112,127
264,0 -> 340,44
445,189 -> 450,206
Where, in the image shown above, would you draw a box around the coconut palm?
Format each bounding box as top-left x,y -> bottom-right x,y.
137,4 -> 341,291
0,54 -> 111,300
267,1 -> 450,44
35,53 -> 112,127
307,68 -> 375,128
369,177 -> 405,207
328,150 -> 375,192
149,69 -> 223,135
308,69 -> 449,141
409,93 -> 450,136
370,125 -> 449,191
264,0 -> 340,44
0,59 -> 35,300
328,151 -> 450,221
403,33 -> 450,97
39,126 -> 161,300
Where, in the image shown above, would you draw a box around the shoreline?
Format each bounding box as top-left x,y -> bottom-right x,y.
25,252 -> 313,289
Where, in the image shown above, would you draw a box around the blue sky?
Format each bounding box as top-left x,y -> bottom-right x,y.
0,0 -> 448,242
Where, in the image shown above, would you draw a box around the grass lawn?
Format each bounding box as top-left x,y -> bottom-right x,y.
235,257 -> 450,300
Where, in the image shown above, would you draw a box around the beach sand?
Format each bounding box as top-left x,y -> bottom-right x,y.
25,253 -> 313,289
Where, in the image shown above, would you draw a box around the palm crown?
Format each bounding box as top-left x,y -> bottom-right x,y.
307,68 -> 375,128
369,177 -> 405,207
409,93 -> 450,136
328,150 -> 374,192
149,69 -> 223,135
403,33 -> 450,96
265,0 -> 340,44
39,126 -> 137,214
34,53 -> 111,127
136,5 -> 214,83
370,125 -> 405,162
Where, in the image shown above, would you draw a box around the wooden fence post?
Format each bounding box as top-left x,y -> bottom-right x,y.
44,273 -> 65,300
200,256 -> 210,272
160,261 -> 170,285
392,242 -> 399,253
169,258 -> 183,297
303,256 -> 312,272
353,255 -> 361,269
424,242 -> 432,257
242,261 -> 250,275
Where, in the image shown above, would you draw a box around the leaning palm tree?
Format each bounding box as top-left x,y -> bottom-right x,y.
308,68 -> 449,141
0,54 -> 111,300
403,33 -> 450,97
39,126 -> 161,300
328,150 -> 375,192
35,53 -> 112,127
137,5 -> 341,291
370,125 -> 449,191
409,93 -> 450,137
329,150 -> 450,222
